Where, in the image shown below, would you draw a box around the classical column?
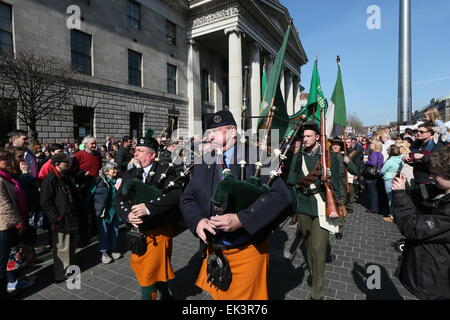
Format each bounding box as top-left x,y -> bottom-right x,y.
213,54 -> 223,112
266,54 -> 274,80
250,42 -> 261,131
292,76 -> 300,114
279,67 -> 286,101
225,27 -> 243,129
187,39 -> 202,137
285,70 -> 294,115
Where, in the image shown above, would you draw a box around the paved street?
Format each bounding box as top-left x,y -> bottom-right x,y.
17,201 -> 416,301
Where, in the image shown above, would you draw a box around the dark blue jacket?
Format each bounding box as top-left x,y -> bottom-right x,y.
180,146 -> 292,244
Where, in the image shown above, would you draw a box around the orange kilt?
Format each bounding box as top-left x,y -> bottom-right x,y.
129,225 -> 175,287
196,240 -> 269,300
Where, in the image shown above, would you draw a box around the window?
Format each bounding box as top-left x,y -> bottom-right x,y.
70,30 -> 92,75
201,69 -> 209,102
222,78 -> 229,108
0,2 -> 13,55
130,112 -> 143,138
128,49 -> 142,86
127,0 -> 140,29
167,64 -> 177,95
166,20 -> 176,45
0,98 -> 16,146
73,106 -> 94,140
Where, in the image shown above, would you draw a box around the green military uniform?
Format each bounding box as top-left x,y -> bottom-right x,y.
329,150 -> 358,233
284,144 -> 343,300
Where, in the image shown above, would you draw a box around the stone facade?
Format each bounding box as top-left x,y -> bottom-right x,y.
0,0 -> 307,143
411,96 -> 450,123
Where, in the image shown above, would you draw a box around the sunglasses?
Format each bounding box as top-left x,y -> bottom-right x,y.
417,130 -> 429,134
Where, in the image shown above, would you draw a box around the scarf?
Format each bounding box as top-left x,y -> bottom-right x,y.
0,169 -> 29,223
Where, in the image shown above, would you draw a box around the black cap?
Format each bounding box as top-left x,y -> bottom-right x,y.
136,128 -> 159,151
330,136 -> 344,148
51,153 -> 70,166
303,121 -> 320,135
205,110 -> 237,130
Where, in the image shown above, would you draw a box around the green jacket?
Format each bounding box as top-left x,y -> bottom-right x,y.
284,145 -> 346,217
329,151 -> 358,199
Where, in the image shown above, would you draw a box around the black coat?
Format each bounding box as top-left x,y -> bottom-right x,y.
393,190 -> 450,300
114,161 -> 184,233
40,170 -> 79,232
115,146 -> 133,175
180,146 -> 292,244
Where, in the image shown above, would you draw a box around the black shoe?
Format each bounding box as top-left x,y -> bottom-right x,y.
335,233 -> 343,240
307,275 -> 312,288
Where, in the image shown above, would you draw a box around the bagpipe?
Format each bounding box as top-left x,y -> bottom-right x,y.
119,131 -> 194,256
210,66 -> 307,216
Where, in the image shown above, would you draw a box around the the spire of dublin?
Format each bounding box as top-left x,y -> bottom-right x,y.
398,0 -> 412,123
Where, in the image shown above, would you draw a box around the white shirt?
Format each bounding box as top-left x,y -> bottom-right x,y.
142,164 -> 153,182
141,164 -> 153,216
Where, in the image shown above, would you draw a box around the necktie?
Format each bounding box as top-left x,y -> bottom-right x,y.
142,170 -> 148,183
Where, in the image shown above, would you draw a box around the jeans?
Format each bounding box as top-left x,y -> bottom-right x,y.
366,178 -> 379,213
384,180 -> 393,218
97,215 -> 120,253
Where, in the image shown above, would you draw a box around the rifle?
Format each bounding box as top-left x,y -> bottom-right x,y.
320,107 -> 340,218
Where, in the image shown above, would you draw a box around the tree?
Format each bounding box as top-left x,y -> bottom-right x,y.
0,50 -> 80,142
347,113 -> 365,134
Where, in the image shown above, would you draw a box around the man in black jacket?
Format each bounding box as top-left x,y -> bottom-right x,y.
115,133 -> 184,300
180,110 -> 292,300
40,153 -> 79,283
392,145 -> 450,300
403,122 -> 446,212
115,136 -> 133,176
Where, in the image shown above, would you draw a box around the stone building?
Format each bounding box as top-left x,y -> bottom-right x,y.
0,0 -> 307,144
411,96 -> 450,123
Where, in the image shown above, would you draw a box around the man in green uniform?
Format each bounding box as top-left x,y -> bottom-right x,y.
344,137 -> 363,214
284,121 -> 343,300
329,137 -> 358,240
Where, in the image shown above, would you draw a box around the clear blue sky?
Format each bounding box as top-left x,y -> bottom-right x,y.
282,0 -> 450,126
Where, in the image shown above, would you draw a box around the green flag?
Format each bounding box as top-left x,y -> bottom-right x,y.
331,62 -> 347,128
257,24 -> 291,138
298,59 -> 327,124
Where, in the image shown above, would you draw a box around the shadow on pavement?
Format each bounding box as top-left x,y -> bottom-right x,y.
14,231 -> 130,300
352,262 -> 403,300
269,228 -> 306,300
169,250 -> 203,300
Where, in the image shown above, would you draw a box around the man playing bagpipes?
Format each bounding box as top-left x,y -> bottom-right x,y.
114,130 -> 185,300
180,109 -> 292,300
284,121 -> 346,300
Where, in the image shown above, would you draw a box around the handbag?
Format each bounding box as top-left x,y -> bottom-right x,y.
28,208 -> 44,228
205,230 -> 232,291
206,249 -> 232,291
126,228 -> 147,256
7,242 -> 35,271
362,165 -> 380,179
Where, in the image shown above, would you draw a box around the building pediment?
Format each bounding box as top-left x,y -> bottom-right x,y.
187,0 -> 307,71
248,0 -> 307,65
